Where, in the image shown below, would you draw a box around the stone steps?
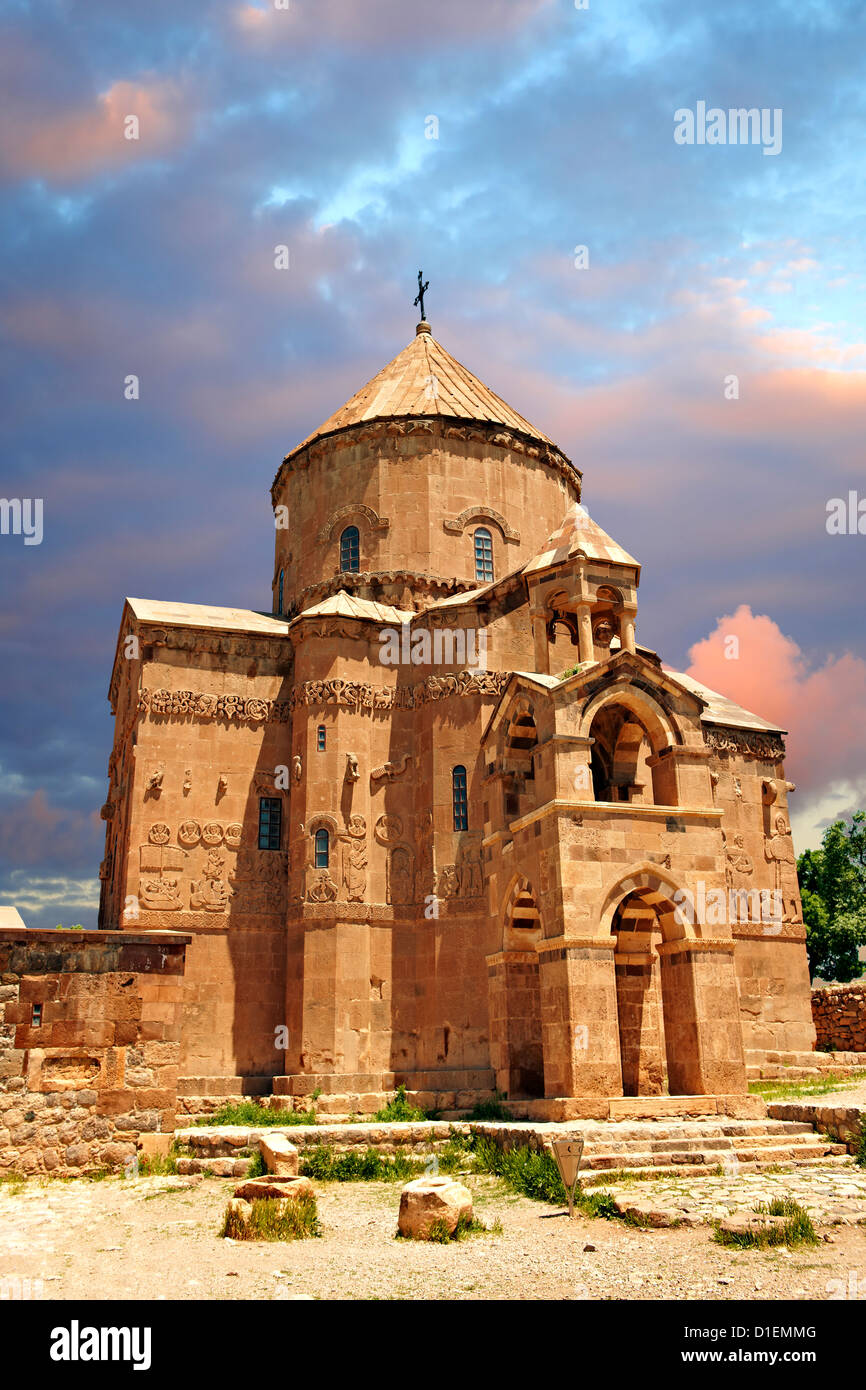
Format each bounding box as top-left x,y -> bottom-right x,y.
582,1153 -> 854,1180
583,1142 -> 846,1171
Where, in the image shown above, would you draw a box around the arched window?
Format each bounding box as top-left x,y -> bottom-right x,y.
474,527 -> 493,583
340,526 -> 360,573
452,765 -> 468,832
316,725 -> 326,751
314,828 -> 330,868
277,568 -> 284,615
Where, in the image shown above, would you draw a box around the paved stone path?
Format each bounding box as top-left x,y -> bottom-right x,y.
599,1161 -> 866,1227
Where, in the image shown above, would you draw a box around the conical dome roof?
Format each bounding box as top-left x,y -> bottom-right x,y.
285,321 -> 562,461
524,503 -> 640,575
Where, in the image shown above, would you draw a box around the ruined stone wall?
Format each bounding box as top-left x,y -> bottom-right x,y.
812,981 -> 866,1053
0,929 -> 189,1176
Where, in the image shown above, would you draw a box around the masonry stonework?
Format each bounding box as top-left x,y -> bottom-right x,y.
812,982 -> 866,1054
0,928 -> 189,1175
96,319 -> 817,1110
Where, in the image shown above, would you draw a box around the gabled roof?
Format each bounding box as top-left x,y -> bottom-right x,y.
662,669 -> 784,733
290,591 -> 414,626
125,598 -> 290,635
285,322 -> 562,460
524,503 -> 640,576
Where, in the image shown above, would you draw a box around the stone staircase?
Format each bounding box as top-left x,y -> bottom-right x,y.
571,1117 -> 850,1177
172,1114 -> 854,1180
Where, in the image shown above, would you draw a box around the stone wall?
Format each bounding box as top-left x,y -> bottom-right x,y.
0,928 -> 189,1176
812,981 -> 866,1053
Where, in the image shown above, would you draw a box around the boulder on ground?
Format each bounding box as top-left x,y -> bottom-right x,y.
234,1174 -> 314,1202
398,1177 -> 472,1240
717,1214 -> 788,1237
260,1133 -> 300,1176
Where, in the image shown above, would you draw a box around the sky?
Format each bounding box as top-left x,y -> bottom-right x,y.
0,0 -> 864,929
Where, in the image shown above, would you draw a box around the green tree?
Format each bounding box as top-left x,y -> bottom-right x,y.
797,813 -> 866,982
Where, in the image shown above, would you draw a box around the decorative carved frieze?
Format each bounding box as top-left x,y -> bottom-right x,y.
703,727 -> 785,760
291,669 -> 509,712
138,689 -> 292,724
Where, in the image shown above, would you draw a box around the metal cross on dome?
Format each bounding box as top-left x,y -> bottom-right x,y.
414,269 -> 429,321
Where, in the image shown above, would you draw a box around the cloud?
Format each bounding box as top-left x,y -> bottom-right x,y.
0,791 -> 102,870
686,605 -> 866,847
0,76 -> 191,180
233,0 -> 553,49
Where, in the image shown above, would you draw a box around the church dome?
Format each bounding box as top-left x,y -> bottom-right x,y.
271,321 -> 582,618
284,320 -> 563,464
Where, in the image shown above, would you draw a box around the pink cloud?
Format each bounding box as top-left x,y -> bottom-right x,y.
234,0 -> 552,48
686,605 -> 866,796
0,77 -> 191,179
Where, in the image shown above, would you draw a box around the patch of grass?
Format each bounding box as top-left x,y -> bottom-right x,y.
856,1114 -> 866,1169
138,1145 -> 187,1178
372,1084 -> 428,1123
82,1168 -> 114,1182
465,1091 -> 512,1122
197,1100 -> 317,1127
408,1212 -> 502,1244
221,1193 -> 321,1241
713,1197 -> 819,1250
749,1071 -> 866,1101
0,1171 -> 25,1194
245,1149 -> 266,1178
581,1168 -> 665,1188
466,1134 -> 566,1203
300,1144 -> 424,1183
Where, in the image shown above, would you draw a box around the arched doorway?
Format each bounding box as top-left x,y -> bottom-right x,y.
601,870 -> 707,1097
486,876 -> 544,1098
612,891 -> 669,1095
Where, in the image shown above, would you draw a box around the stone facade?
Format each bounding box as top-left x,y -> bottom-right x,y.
98,319 -> 816,1107
812,982 -> 866,1053
0,928 -> 189,1175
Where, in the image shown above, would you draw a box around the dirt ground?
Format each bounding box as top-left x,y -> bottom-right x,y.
1,1170 -> 864,1302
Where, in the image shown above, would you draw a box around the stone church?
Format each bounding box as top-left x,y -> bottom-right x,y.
98,315 -> 815,1116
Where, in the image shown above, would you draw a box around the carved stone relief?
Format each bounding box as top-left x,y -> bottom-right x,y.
764,815 -> 801,923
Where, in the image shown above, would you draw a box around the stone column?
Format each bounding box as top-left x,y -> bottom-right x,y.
657,937 -> 747,1095
536,935 -> 622,1097
530,611 -> 549,675
621,605 -> 637,654
576,604 -> 594,664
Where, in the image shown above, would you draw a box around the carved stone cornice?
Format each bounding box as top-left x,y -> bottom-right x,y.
271,416 -> 581,504
284,570 -> 476,621
135,670 -> 511,724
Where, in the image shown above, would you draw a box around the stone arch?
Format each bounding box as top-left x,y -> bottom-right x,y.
318,504 -> 390,544
443,505 -> 520,543
598,863 -> 694,940
501,872 -> 543,948
579,682 -> 681,753
489,874 -> 544,1097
